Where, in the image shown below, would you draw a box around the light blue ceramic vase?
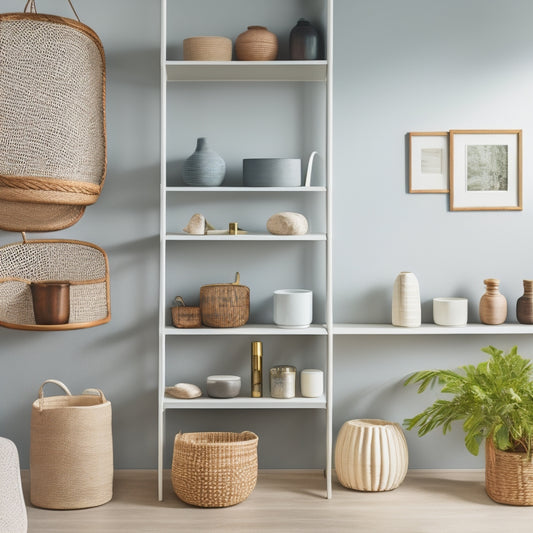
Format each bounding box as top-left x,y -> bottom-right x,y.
182,137 -> 226,186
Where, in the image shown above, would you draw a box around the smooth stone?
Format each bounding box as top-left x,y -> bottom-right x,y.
165,383 -> 202,399
267,212 -> 308,235
183,213 -> 206,235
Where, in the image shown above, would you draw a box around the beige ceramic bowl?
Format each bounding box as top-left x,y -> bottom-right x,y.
183,36 -> 232,61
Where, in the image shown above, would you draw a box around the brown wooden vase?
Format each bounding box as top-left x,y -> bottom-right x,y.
479,278 -> 507,325
516,280 -> 533,324
30,281 -> 70,325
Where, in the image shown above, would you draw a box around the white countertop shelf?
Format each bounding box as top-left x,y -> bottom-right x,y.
165,324 -> 327,336
165,233 -> 326,241
163,395 -> 326,410
165,186 -> 326,192
165,60 -> 327,82
333,323 -> 533,335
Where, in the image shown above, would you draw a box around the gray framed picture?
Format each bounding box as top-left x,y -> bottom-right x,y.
450,130 -> 522,211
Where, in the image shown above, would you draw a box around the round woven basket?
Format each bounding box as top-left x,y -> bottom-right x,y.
171,431 -> 258,508
485,439 -> 533,505
183,36 -> 232,61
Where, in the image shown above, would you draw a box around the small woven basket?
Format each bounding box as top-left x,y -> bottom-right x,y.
183,36 -> 232,61
485,439 -> 533,505
171,296 -> 201,328
171,431 -> 258,508
199,272 -> 250,328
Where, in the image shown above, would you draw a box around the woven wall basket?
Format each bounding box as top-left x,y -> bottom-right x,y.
30,379 -> 113,510
0,236 -> 110,330
0,1 -> 106,232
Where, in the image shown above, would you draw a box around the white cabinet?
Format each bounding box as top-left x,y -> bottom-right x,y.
159,0 -> 333,500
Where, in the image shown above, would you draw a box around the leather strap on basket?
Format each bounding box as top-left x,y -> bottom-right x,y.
24,0 -> 81,22
38,379 -> 72,412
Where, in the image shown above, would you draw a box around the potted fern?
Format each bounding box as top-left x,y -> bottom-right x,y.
404,345 -> 533,505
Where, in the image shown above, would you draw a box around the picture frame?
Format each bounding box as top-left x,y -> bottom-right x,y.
449,130 -> 522,211
409,132 -> 449,193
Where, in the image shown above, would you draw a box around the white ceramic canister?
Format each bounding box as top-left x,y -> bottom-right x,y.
300,369 -> 323,398
273,289 -> 313,328
433,297 -> 468,326
392,272 -> 421,327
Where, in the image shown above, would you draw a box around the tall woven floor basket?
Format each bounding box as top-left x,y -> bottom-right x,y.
172,431 -> 258,508
0,0 -> 106,232
30,379 -> 113,510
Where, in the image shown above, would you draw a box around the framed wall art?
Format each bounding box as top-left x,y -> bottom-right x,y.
449,130 -> 522,211
409,132 -> 449,193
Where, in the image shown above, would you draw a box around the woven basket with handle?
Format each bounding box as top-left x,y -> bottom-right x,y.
171,431 -> 258,508
30,379 -> 113,510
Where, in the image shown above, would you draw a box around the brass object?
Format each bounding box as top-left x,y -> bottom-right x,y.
251,341 -> 263,398
229,222 -> 238,235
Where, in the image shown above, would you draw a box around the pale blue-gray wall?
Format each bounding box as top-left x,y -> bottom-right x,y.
2,0 -> 533,470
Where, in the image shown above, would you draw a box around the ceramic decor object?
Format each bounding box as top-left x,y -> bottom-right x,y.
479,278 -> 507,325
433,297 -> 468,326
273,289 -> 313,328
30,281 -> 70,325
235,25 -> 278,61
182,138 -> 225,186
289,18 -> 319,60
516,280 -> 533,324
392,272 -> 421,327
335,419 -> 409,492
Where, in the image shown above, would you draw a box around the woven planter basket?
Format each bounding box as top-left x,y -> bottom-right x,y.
485,439 -> 533,505
183,36 -> 232,61
0,237 -> 110,330
30,379 -> 113,510
0,1 -> 106,232
172,431 -> 258,508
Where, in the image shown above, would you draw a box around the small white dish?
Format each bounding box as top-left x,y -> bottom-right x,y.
433,297 -> 468,326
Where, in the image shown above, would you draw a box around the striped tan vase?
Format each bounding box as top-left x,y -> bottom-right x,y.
392,272 -> 421,327
335,419 -> 408,492
479,278 -> 507,325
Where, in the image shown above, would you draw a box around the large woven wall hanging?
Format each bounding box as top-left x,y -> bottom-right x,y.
0,0 -> 106,232
0,236 -> 111,330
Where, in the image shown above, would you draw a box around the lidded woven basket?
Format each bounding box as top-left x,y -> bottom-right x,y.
0,237 -> 110,330
0,3 -> 106,232
171,431 -> 258,507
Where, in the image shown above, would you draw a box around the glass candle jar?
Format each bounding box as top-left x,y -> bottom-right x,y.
269,365 -> 296,399
300,369 -> 323,398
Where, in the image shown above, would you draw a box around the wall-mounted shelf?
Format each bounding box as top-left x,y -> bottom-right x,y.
165,60 -> 327,82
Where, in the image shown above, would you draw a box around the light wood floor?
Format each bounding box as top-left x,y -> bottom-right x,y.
22,470 -> 533,532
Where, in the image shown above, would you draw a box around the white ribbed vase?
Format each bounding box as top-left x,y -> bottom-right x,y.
392,271 -> 421,327
335,419 -> 409,492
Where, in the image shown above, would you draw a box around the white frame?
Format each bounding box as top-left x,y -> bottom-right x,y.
450,130 -> 522,211
409,132 -> 449,193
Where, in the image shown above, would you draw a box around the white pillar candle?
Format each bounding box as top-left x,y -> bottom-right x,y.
300,369 -> 323,398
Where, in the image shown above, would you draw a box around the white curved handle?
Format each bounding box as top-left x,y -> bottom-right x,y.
304,151 -> 318,187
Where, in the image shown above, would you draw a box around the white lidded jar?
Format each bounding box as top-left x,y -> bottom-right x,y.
392,272 -> 421,327
300,369 -> 323,398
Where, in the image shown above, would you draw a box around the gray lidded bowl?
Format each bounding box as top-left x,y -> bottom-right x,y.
243,158 -> 301,187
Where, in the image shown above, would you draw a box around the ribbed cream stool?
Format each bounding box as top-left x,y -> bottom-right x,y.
335,419 -> 408,492
0,437 -> 27,533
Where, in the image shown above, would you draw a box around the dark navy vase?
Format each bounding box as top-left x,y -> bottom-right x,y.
289,18 -> 319,60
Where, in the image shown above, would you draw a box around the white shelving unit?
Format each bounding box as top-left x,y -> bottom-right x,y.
159,0 -> 334,501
